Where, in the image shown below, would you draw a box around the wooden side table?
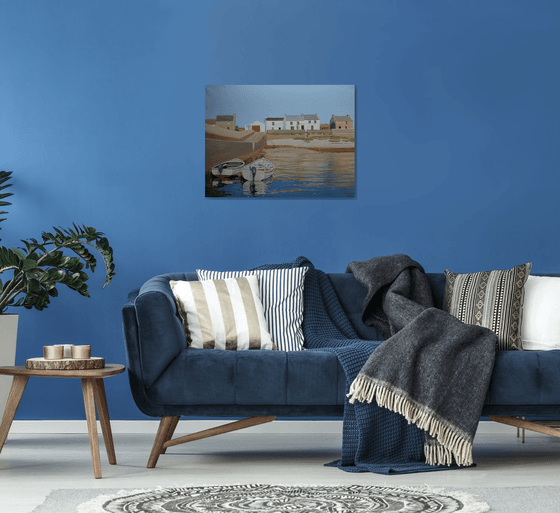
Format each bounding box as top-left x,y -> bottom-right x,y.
0,364 -> 125,479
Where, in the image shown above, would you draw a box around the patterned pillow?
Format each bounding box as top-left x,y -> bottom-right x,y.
444,263 -> 532,351
197,267 -> 308,351
170,275 -> 275,350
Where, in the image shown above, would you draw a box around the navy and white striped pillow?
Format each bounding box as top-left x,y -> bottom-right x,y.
197,268 -> 308,351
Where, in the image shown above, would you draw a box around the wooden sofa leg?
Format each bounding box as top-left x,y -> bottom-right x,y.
147,416 -> 180,468
163,416 -> 276,450
489,415 -> 560,440
147,416 -> 276,468
161,416 -> 180,454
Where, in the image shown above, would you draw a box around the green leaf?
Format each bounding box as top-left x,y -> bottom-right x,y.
12,248 -> 26,261
22,258 -> 38,271
27,279 -> 41,293
0,171 -> 13,242
0,246 -> 22,271
0,179 -> 116,312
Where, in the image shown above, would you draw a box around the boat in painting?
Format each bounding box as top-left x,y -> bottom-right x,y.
241,158 -> 275,182
243,179 -> 269,196
212,179 -> 237,187
211,158 -> 245,177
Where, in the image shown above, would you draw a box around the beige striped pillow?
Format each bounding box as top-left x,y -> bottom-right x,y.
444,263 -> 532,351
197,267 -> 308,351
170,275 -> 275,350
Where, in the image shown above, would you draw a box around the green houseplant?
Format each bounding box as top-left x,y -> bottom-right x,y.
0,170 -> 115,313
0,170 -> 116,417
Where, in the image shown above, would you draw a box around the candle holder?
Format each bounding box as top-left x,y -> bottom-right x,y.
71,345 -> 91,359
54,344 -> 74,358
43,345 -> 64,360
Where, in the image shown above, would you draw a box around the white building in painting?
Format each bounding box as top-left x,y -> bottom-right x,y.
302,114 -> 320,130
283,114 -> 320,131
245,120 -> 265,132
265,117 -> 284,131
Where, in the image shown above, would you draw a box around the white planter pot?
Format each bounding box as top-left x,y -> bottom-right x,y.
0,314 -> 18,419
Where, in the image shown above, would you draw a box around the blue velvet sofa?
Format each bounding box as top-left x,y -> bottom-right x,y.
122,271 -> 560,468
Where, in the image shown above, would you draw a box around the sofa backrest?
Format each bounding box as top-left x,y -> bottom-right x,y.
327,273 -> 446,341
329,271 -> 560,342
154,270 -> 558,344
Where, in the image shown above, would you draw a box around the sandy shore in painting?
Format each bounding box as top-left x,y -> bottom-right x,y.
267,137 -> 354,148
263,146 -> 355,164
266,139 -> 354,153
265,131 -> 355,152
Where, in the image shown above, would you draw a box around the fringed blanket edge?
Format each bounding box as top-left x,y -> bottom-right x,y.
348,374 -> 474,467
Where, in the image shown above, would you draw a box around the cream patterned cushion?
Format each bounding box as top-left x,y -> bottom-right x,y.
197,267 -> 308,351
170,275 -> 275,350
444,263 -> 532,351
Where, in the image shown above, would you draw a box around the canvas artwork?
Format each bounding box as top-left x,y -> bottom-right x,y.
205,85 -> 355,198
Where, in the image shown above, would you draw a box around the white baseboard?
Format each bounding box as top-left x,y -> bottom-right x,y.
10,419 -> 514,435
10,420 -> 343,435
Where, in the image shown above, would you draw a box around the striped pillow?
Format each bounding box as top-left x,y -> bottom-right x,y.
197,267 -> 308,351
170,275 -> 275,350
444,263 -> 532,351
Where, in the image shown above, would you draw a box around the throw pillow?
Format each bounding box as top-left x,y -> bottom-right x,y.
520,275 -> 560,350
197,267 -> 309,351
444,262 -> 532,351
169,275 -> 275,350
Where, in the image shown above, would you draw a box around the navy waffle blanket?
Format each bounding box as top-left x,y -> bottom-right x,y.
257,257 -> 463,474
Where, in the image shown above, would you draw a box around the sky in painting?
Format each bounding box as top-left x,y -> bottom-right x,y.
205,85 -> 355,128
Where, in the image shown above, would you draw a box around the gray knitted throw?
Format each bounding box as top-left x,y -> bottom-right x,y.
347,255 -> 497,467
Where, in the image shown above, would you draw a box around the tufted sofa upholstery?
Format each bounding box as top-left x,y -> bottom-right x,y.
122,271 -> 560,466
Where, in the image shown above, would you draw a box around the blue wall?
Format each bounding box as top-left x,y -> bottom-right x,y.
1,0 -> 559,419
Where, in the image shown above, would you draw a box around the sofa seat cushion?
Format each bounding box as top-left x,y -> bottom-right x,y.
486,349 -> 560,405
145,348 -> 560,410
146,348 -> 346,406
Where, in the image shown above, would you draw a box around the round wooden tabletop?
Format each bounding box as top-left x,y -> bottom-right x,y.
0,364 -> 125,379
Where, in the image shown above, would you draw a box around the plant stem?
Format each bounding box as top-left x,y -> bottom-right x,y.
0,271 -> 24,312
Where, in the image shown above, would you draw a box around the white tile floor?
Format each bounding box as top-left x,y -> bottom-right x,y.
0,421 -> 559,512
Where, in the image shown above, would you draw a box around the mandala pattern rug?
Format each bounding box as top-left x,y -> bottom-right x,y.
77,484 -> 490,512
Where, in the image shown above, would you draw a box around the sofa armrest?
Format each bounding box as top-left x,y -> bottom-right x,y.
133,275 -> 189,389
122,288 -> 150,413
122,289 -> 141,374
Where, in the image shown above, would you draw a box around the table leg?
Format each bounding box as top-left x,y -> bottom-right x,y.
82,378 -> 102,479
92,378 -> 116,465
0,375 -> 29,453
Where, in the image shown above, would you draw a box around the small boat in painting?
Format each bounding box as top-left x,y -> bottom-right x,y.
241,158 -> 275,182
243,179 -> 268,196
211,158 -> 245,176
212,179 -> 236,186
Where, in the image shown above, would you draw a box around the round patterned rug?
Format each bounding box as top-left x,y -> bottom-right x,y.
77,484 -> 490,512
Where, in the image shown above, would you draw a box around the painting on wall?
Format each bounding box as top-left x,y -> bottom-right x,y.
205,85 -> 355,198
